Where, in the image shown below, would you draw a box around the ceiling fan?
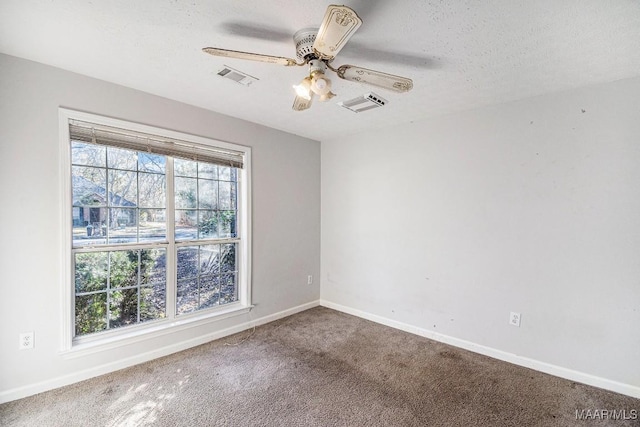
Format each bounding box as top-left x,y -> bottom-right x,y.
203,4 -> 413,111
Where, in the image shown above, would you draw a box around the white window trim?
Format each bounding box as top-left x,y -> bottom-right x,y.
58,108 -> 252,354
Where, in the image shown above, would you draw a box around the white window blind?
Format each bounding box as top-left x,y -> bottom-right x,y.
69,119 -> 244,169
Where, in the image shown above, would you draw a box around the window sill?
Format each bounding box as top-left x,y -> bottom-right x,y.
60,303 -> 253,359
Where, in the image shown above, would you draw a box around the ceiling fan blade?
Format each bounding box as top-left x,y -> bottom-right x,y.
336,41 -> 443,69
334,65 -> 413,93
202,47 -> 300,66
292,94 -> 313,111
312,5 -> 362,60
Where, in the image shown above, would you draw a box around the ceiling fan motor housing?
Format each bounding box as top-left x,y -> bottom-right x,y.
293,28 -> 318,62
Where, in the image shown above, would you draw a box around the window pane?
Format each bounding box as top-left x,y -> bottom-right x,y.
175,243 -> 238,316
218,166 -> 231,181
198,179 -> 217,209
139,209 -> 166,242
73,209 -> 107,246
177,246 -> 198,280
75,293 -> 107,335
108,208 -> 137,243
177,278 -> 198,315
72,166 -> 106,207
140,249 -> 166,286
107,147 -> 137,171
140,284 -> 166,322
71,141 -> 105,167
108,170 -> 138,207
221,243 -> 236,274
109,288 -> 138,329
218,181 -> 231,210
73,223 -> 89,246
139,173 -> 166,208
230,182 -> 237,210
75,252 -> 108,293
174,159 -> 197,177
175,210 -> 197,240
198,162 -> 217,180
138,152 -> 165,173
71,161 -> 107,242
77,231 -> 107,245
199,210 -> 218,239
220,273 -> 237,304
175,177 -> 197,209
109,251 -> 139,289
72,207 -> 94,246
140,250 -> 166,322
199,275 -> 220,309
218,211 -> 236,238
200,244 -> 220,276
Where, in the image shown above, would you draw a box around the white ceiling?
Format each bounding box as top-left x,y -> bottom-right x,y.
1,0 -> 640,141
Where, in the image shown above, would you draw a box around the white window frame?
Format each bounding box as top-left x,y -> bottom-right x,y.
58,108 -> 252,356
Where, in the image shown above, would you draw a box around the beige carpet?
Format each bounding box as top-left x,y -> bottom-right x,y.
1,307 -> 638,426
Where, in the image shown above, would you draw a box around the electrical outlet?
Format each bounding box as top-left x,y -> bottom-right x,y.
19,332 -> 34,350
509,312 -> 521,327
307,275 -> 313,285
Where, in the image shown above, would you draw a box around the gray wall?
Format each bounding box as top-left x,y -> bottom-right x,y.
0,54 -> 321,399
321,77 -> 640,393
2,51 -> 638,401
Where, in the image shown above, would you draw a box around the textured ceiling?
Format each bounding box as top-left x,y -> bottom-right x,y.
1,0 -> 640,141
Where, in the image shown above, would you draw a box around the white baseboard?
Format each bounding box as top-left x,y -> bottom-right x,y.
0,300 -> 319,404
4,299 -> 637,403
319,299 -> 640,399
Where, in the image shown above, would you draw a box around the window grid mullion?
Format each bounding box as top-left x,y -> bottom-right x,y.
175,238 -> 240,247
216,179 -> 220,237
196,168 -> 201,240
197,246 -> 202,310
135,158 -> 141,324
105,148 -> 110,245
217,243 -> 221,303
74,242 -> 168,253
106,252 -> 112,331
137,250 -> 141,324
165,157 -> 177,319
136,158 -> 140,244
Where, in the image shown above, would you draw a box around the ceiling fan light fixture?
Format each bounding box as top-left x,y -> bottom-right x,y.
293,77 -> 312,100
311,72 -> 332,95
307,59 -> 333,99
319,92 -> 336,102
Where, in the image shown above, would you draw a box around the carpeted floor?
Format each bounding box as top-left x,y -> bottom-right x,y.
1,307 -> 638,426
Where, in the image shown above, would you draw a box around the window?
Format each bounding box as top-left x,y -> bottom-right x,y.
61,109 -> 251,348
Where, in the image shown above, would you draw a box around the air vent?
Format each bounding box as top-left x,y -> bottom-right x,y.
338,92 -> 387,113
217,66 -> 258,86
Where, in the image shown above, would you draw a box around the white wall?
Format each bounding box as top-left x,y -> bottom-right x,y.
321,77 -> 640,395
0,54 -> 320,401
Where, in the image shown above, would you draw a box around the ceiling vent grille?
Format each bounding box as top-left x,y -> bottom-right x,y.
217,66 -> 258,86
338,92 -> 387,113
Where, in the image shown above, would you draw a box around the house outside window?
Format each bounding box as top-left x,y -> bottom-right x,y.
60,109 -> 251,349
